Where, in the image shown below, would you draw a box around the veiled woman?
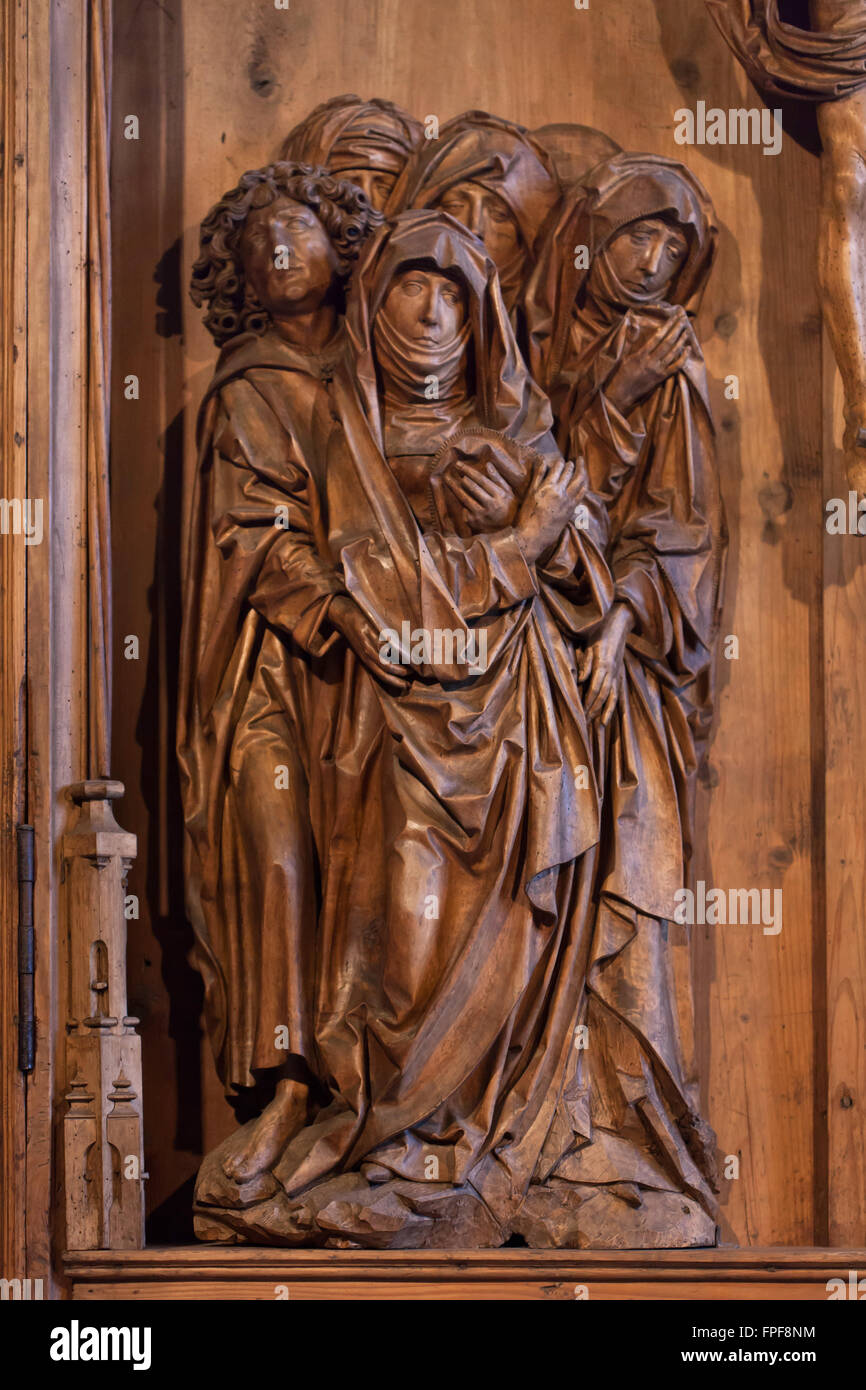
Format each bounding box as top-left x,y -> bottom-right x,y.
522,153 -> 727,1245
280,94 -> 422,211
193,208 -> 615,1247
386,112 -> 560,332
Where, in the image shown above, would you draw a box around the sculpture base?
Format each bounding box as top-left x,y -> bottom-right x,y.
192,1180 -> 717,1251
63,1247 -> 865,1300
192,1132 -> 719,1250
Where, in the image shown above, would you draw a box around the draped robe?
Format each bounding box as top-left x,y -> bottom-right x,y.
183,211 -> 616,1243
706,0 -> 866,101
522,155 -> 728,1243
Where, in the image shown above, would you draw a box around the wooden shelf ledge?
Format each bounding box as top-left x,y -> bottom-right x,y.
62,1246 -> 866,1300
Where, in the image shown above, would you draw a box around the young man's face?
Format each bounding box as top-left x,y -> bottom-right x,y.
240,195 -> 340,316
605,216 -> 689,300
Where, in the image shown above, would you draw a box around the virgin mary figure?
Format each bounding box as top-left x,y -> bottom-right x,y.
191,209 -> 616,1247
521,153 -> 727,1246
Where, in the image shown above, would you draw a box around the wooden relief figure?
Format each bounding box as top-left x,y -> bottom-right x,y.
707,0 -> 866,487
179,116 -> 726,1249
279,95 -> 423,211
387,112 -> 560,325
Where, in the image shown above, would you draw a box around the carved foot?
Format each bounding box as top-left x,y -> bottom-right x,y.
223,1079 -> 310,1183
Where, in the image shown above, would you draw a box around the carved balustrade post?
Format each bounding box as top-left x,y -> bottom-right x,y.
62,780 -> 143,1249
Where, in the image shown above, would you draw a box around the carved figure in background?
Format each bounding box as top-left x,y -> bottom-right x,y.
280,94 -> 422,210
525,153 -> 726,1245
532,122 -> 622,188
186,208 -> 620,1247
707,0 -> 866,487
387,112 -> 560,332
179,97 -> 728,1248
179,164 -> 383,1183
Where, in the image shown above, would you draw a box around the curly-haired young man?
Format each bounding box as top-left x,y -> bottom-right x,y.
190,160 -> 382,347
178,162 -> 384,1188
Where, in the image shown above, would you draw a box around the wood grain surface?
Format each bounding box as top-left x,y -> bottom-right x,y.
64,1244 -> 866,1300
105,0 -> 861,1248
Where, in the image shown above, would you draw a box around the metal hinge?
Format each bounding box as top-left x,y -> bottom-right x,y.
17,824 -> 34,1073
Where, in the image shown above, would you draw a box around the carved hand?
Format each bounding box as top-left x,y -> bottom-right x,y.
578,600 -> 634,726
514,456 -> 586,563
328,595 -> 409,692
606,306 -> 697,415
445,461 -> 519,531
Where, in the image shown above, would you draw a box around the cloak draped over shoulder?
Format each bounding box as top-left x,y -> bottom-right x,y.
184,209 -> 617,1240
706,0 -> 866,101
521,154 -> 727,1237
177,327 -> 353,1092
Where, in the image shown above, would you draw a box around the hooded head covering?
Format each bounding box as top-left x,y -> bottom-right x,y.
346,207 -> 555,455
279,95 -> 422,179
526,153 -> 717,390
386,112 -> 561,307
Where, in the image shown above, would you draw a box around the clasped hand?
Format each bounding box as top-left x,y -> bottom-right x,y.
606,306 -> 699,416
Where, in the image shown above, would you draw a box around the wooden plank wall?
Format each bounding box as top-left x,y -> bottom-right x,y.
0,0 -> 28,1284
109,0 -> 860,1246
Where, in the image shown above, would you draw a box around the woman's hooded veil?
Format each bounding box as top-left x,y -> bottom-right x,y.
386,113 -> 561,308
527,151 -> 717,392
344,205 -> 556,453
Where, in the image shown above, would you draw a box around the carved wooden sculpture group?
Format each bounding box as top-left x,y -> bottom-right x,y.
177,98 -> 727,1249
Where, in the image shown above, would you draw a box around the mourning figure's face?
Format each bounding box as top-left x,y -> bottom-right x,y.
382,268 -> 467,347
605,216 -> 689,299
436,181 -> 522,272
239,196 -> 340,315
338,166 -> 398,210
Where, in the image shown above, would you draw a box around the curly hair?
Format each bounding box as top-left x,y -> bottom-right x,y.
190,162 -> 383,345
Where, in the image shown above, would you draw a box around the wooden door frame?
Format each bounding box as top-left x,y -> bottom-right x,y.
3,0 -> 866,1292
2,0 -> 116,1294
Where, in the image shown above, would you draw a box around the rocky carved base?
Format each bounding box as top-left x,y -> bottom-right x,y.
193,1126 -> 718,1251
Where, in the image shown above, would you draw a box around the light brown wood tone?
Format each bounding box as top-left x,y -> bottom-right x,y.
0,0 -> 29,1288
85,0 -> 114,779
62,783 -> 143,1249
64,1246 -> 866,1301
13,0 -> 127,1284
109,0 -> 204,1230
17,0 -> 64,1296
823,350 -> 866,1245
109,0 -> 827,1247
